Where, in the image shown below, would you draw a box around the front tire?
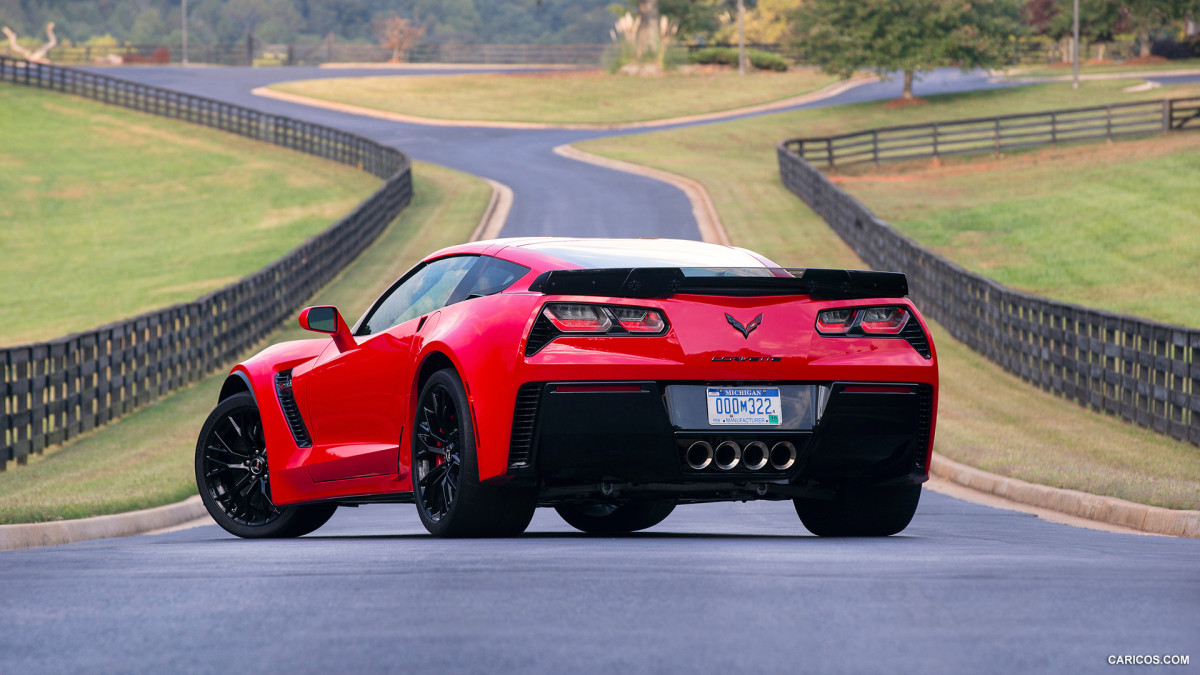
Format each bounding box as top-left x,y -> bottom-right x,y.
195,393 -> 337,539
794,484 -> 921,537
412,369 -> 537,537
555,501 -> 676,534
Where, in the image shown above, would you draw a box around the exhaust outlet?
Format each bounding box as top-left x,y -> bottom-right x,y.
714,441 -> 742,471
770,442 -> 797,471
685,441 -> 714,470
741,441 -> 769,471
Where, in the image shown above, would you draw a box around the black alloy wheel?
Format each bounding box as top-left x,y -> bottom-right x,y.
412,369 -> 537,538
195,393 -> 336,539
414,382 -> 462,523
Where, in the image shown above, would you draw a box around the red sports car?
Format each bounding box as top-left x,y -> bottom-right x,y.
195,238 -> 938,538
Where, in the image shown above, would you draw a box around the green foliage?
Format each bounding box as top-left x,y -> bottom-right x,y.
0,0 -> 619,46
793,0 -> 1025,95
688,46 -> 788,70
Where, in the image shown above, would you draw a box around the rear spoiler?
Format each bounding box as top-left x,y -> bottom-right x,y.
527,268 -> 908,300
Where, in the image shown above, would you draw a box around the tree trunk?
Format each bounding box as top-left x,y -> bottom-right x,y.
635,0 -> 659,60
902,70 -> 914,99
1139,30 -> 1151,57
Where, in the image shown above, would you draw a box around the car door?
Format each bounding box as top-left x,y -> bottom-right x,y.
302,255 -> 478,482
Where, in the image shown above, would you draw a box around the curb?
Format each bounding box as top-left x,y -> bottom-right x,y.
930,452 -> 1200,539
469,178 -> 514,242
552,144 -> 731,246
0,495 -> 209,552
251,76 -> 875,132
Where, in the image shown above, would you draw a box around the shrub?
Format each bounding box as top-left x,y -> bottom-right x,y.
749,50 -> 788,71
688,47 -> 788,71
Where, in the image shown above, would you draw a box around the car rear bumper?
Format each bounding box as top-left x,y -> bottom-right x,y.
506,380 -> 934,500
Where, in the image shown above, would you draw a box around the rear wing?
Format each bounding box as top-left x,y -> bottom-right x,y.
527,267 -> 908,301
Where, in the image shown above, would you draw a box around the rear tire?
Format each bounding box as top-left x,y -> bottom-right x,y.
556,501 -> 676,534
195,393 -> 337,539
412,369 -> 537,538
794,484 -> 921,537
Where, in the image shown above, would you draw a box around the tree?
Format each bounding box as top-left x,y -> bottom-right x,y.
373,15 -> 424,62
635,0 -> 659,59
1123,0 -> 1192,57
793,0 -> 1024,100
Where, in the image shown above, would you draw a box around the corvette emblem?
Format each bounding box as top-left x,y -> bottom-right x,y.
725,313 -> 763,339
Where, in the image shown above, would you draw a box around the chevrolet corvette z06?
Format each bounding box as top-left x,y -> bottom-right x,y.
195,237 -> 937,538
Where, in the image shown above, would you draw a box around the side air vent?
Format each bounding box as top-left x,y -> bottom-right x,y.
508,383 -> 543,470
275,370 -> 312,448
913,384 -> 933,474
901,318 -> 932,359
524,313 -> 557,356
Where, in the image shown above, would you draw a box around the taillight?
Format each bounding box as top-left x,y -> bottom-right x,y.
816,305 -> 910,335
815,308 -> 856,334
543,303 -> 612,333
859,307 -> 909,334
610,307 -> 667,333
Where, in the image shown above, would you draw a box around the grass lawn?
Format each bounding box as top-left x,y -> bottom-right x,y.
578,78 -> 1200,509
832,133 -> 1200,327
0,84 -> 379,347
268,68 -> 841,125
0,162 -> 491,523
1009,57 -> 1200,78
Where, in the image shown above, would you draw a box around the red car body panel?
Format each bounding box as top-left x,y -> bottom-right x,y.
217,237 -> 939,507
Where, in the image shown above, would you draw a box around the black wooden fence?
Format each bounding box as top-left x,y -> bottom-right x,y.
777,106 -> 1200,447
0,56 -> 413,469
788,98 -> 1200,168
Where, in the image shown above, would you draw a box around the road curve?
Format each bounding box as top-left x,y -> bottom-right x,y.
2,65 -> 1198,672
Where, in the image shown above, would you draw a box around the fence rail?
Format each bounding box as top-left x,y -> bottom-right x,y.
776,106 -> 1200,447
0,56 -> 413,469
786,98 -> 1200,168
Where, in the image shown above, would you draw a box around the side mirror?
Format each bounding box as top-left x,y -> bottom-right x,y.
299,306 -> 356,352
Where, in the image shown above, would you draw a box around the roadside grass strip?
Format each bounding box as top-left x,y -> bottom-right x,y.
0,85 -> 379,347
0,163 -> 491,523
577,79 -> 1200,510
1006,57 -> 1200,79
268,68 -> 840,125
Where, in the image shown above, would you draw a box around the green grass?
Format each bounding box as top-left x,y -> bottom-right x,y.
0,84 -> 379,347
834,133 -> 1200,327
1010,57 -> 1200,78
577,78 -> 1200,509
0,162 -> 492,523
268,68 -> 841,125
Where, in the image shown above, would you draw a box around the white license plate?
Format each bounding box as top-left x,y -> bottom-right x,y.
706,387 -> 782,426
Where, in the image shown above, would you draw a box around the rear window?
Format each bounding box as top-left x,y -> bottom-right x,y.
524,241 -> 768,269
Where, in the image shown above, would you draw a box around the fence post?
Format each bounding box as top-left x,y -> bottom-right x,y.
932,123 -> 940,161
872,129 -> 879,166
1163,99 -> 1171,132
994,118 -> 1001,154
1050,111 -> 1058,145
1106,105 -> 1112,140
826,138 -> 834,169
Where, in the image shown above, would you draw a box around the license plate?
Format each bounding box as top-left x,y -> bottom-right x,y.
706,387 -> 782,426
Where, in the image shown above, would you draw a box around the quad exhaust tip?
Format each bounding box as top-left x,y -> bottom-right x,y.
714,441 -> 741,471
685,441 -> 714,471
741,441 -> 769,471
770,442 -> 797,471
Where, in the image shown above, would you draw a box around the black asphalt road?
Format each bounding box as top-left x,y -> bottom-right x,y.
3,66 -> 1198,673
2,497 -> 1198,673
86,66 -> 1034,239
